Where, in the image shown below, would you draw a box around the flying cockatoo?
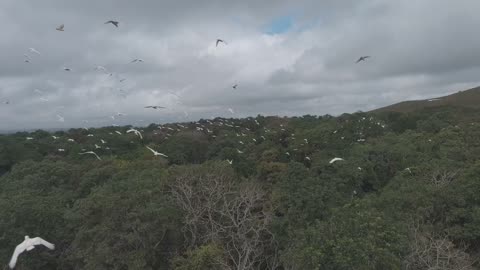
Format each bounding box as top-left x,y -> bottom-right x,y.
9,236 -> 55,269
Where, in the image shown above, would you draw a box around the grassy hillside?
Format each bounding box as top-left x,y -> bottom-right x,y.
372,86 -> 480,113
0,106 -> 479,269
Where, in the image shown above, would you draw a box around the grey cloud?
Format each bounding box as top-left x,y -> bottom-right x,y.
1,0 -> 479,131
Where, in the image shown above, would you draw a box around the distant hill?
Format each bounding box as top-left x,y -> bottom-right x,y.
371,86 -> 480,113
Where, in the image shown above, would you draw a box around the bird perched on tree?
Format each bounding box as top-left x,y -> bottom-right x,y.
9,236 -> 55,269
105,20 -> 119,27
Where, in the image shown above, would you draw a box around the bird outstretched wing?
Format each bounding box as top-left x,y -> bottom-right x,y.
145,146 -> 156,154
105,21 -> 119,27
31,237 -> 55,250
216,39 -> 227,47
9,243 -> 26,269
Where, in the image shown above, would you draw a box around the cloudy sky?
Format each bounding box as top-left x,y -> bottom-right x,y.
1,0 -> 479,131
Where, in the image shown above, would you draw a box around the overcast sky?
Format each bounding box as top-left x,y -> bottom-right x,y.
1,0 -> 479,131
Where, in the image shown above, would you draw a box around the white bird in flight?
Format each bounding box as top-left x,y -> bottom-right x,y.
329,157 -> 344,164
56,114 -> 65,122
95,66 -> 108,73
226,159 -> 233,165
9,236 -> 55,269
127,128 -> 143,139
28,48 -> 41,55
145,146 -> 168,158
228,108 -> 235,114
79,151 -> 102,160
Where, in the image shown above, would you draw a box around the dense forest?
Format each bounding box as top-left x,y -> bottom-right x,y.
0,106 -> 479,269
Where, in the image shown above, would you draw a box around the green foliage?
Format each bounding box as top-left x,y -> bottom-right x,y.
172,243 -> 224,270
284,205 -> 408,270
0,106 -> 479,269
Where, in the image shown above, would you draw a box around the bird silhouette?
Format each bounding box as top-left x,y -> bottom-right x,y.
105,20 -> 119,27
216,39 -> 227,47
356,56 -> 370,63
